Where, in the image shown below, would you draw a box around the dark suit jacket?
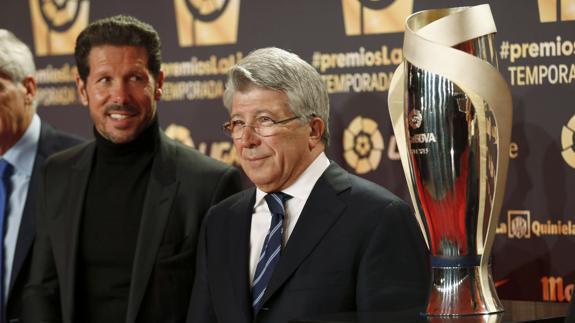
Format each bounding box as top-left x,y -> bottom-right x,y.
22,131 -> 242,323
187,163 -> 430,323
7,121 -> 83,323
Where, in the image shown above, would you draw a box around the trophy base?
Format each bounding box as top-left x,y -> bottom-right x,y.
426,265 -> 504,316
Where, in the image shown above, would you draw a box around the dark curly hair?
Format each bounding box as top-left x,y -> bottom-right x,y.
74,15 -> 162,82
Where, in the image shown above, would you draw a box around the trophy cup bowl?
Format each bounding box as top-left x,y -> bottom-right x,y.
388,5 -> 513,316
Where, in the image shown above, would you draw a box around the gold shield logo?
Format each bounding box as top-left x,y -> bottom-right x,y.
343,116 -> 384,174
165,123 -> 195,147
507,210 -> 531,239
174,0 -> 240,47
341,0 -> 413,35
29,0 -> 90,56
561,114 -> 575,169
537,0 -> 575,22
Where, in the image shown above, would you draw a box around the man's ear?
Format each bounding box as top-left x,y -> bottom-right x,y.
308,117 -> 325,149
76,76 -> 89,106
22,76 -> 36,105
154,70 -> 165,101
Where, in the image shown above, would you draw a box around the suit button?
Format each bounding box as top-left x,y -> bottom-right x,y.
261,307 -> 270,311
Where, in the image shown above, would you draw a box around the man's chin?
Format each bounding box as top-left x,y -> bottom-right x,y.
244,171 -> 265,185
102,130 -> 139,144
246,174 -> 281,192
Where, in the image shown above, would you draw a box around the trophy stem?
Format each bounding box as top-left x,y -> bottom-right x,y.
426,264 -> 503,316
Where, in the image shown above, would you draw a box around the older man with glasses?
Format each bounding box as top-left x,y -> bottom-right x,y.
187,47 -> 430,323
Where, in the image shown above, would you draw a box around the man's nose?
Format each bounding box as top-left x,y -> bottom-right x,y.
238,126 -> 260,147
111,81 -> 129,104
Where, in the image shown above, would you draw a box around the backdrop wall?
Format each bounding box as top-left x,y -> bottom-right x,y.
1,0 -> 574,302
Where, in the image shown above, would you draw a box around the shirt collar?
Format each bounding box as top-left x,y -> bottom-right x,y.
254,152 -> 330,207
1,114 -> 41,177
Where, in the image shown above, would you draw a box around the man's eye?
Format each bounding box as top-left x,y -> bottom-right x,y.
256,116 -> 274,126
230,120 -> 245,128
129,75 -> 143,82
97,77 -> 111,84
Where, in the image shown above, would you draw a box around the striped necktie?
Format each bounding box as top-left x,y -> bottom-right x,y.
0,159 -> 13,323
251,192 -> 292,314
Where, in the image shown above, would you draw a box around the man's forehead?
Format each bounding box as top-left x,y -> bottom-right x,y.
86,45 -> 151,76
230,103 -> 292,119
87,45 -> 148,61
230,108 -> 274,119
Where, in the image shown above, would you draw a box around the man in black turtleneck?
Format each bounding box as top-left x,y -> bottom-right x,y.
22,16 -> 242,323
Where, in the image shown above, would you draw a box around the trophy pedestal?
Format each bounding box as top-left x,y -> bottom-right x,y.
427,265 -> 504,316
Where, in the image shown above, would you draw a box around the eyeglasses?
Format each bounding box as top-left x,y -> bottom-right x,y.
223,115 -> 301,139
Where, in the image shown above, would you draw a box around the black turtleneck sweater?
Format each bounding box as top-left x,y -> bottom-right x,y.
76,120 -> 159,323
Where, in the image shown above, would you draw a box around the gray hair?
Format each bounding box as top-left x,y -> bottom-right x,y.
0,29 -> 37,110
0,29 -> 36,83
223,47 -> 330,145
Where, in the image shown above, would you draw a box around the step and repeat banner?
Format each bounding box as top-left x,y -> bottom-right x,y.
1,0 -> 574,303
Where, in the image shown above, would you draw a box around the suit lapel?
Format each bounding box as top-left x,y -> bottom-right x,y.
126,134 -> 177,323
262,163 -> 351,305
64,142 -> 94,320
8,164 -> 39,293
227,190 -> 255,322
8,122 -> 52,293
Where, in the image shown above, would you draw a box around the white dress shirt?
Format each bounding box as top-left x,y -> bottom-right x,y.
0,114 -> 40,299
249,152 -> 330,284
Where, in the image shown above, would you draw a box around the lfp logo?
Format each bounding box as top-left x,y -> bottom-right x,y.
343,116 -> 384,174
174,0 -> 240,47
29,0 -> 90,56
537,0 -> 575,22
341,0 -> 413,35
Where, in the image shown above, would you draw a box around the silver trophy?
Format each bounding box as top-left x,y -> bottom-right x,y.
388,5 -> 513,316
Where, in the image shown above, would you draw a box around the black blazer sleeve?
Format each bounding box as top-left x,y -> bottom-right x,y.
356,200 -> 430,311
186,212 -> 217,323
